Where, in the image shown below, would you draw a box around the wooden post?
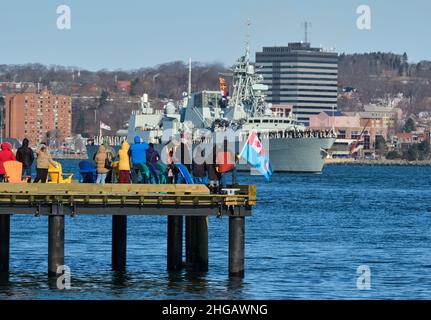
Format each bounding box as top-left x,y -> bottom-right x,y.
229,216 -> 245,277
167,216 -> 183,271
112,215 -> 127,272
48,205 -> 65,277
193,216 -> 208,272
0,215 -> 10,274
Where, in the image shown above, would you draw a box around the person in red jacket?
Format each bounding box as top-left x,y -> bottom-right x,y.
0,142 -> 16,182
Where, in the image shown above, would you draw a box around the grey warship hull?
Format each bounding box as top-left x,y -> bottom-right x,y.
238,137 -> 336,173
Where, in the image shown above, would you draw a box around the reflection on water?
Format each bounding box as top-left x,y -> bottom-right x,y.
111,272 -> 130,288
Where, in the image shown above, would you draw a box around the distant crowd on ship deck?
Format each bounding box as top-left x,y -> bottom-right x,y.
267,129 -> 337,139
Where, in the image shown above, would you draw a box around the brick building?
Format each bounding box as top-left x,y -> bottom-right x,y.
309,111 -> 392,158
309,111 -> 361,138
394,132 -> 429,152
3,90 -> 72,146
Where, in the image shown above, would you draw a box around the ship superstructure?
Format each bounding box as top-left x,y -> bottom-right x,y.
126,47 -> 336,172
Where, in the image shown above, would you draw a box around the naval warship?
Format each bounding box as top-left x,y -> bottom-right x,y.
125,47 -> 336,172
181,46 -> 336,172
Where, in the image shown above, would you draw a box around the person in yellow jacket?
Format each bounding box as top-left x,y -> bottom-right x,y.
118,140 -> 130,183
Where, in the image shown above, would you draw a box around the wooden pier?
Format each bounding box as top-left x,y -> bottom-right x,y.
0,183 -> 256,278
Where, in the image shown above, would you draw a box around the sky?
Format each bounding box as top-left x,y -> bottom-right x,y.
1,0 -> 430,71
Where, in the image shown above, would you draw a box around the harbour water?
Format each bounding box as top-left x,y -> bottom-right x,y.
1,163 -> 431,299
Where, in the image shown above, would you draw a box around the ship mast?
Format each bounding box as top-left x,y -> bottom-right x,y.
229,21 -> 267,119
188,58 -> 192,98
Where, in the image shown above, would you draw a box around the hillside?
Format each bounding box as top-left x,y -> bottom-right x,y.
2,52 -> 431,135
0,61 -> 228,135
338,52 -> 431,114
0,61 -> 227,99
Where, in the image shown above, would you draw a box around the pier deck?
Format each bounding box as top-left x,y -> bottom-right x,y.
0,183 -> 255,216
0,183 -> 256,279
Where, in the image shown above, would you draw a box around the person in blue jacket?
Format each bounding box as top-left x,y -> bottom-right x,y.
128,135 -> 149,183
146,143 -> 160,184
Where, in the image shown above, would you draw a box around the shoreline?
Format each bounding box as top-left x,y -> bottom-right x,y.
325,159 -> 431,166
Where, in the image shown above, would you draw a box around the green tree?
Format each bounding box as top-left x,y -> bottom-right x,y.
402,52 -> 408,64
386,151 -> 400,160
375,135 -> 386,153
418,140 -> 431,160
400,52 -> 409,76
404,118 -> 416,133
404,144 -> 418,161
99,90 -> 109,107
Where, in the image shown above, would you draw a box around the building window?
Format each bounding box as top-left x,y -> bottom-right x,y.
351,132 -> 360,139
337,130 -> 346,139
364,135 -> 371,150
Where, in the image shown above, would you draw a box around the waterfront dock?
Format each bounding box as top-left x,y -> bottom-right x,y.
0,184 -> 256,278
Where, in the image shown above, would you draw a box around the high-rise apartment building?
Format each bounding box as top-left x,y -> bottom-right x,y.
4,90 -> 72,146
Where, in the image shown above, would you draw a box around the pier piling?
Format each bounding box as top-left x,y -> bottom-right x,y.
187,217 -> 197,265
112,216 -> 127,272
0,183 -> 254,278
0,215 -> 10,274
193,216 -> 208,272
48,206 -> 65,277
167,216 -> 183,271
229,216 -> 245,278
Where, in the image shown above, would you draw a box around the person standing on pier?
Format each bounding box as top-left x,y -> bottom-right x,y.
0,142 -> 16,182
16,138 -> 34,182
94,145 -> 109,184
102,138 -> 116,183
146,143 -> 160,184
162,141 -> 178,184
34,145 -> 57,183
192,143 -> 207,184
206,145 -> 220,193
167,147 -> 176,183
216,143 -> 236,189
129,135 -> 149,183
118,140 -> 130,184
174,135 -> 192,172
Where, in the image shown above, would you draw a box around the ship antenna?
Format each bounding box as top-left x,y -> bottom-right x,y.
245,19 -> 251,60
188,58 -> 192,97
301,21 -> 311,43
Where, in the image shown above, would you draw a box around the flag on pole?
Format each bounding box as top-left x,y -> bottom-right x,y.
219,77 -> 227,97
100,121 -> 111,131
239,130 -> 273,181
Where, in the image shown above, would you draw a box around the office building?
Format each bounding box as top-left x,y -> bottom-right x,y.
256,42 -> 338,125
